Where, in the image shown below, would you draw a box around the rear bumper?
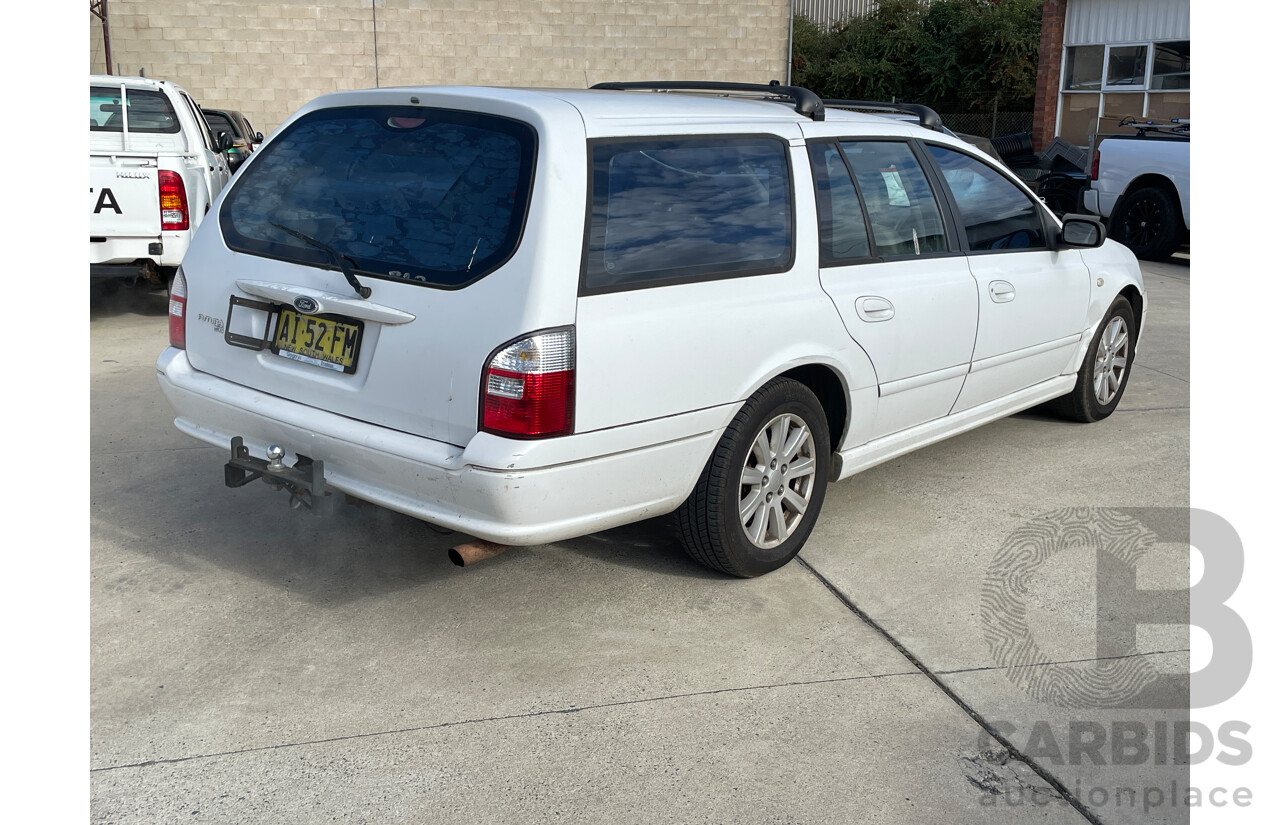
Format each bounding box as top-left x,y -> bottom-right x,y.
1082,188 -> 1119,219
155,348 -> 729,546
91,233 -> 189,271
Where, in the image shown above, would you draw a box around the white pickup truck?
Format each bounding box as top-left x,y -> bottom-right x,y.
90,76 -> 233,286
1082,123 -> 1189,261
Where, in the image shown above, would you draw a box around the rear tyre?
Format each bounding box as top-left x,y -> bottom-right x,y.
677,378 -> 831,577
1111,186 -> 1179,261
1045,297 -> 1135,423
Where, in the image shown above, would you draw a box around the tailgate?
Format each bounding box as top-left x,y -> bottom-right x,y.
90,155 -> 160,238
179,95 -> 584,448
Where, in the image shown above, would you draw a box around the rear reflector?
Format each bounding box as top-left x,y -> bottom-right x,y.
481,328 -> 575,438
168,267 -> 187,349
159,170 -> 189,231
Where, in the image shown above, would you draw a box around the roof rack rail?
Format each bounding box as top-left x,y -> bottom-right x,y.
590,81 -> 826,122
823,99 -> 945,133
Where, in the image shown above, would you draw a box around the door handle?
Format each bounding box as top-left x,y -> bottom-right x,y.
989,280 -> 1016,303
855,296 -> 895,322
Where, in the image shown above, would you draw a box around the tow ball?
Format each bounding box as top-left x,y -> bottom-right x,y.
223,436 -> 331,514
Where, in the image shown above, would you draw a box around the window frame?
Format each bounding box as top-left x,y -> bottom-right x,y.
1101,42 -> 1154,92
577,133 -> 797,297
918,141 -> 1058,257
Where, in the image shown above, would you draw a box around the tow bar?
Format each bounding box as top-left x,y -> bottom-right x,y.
224,436 -> 331,514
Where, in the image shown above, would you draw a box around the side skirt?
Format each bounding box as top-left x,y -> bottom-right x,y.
831,375 -> 1077,482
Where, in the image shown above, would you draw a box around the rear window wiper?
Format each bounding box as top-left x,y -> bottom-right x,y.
268,222 -> 372,299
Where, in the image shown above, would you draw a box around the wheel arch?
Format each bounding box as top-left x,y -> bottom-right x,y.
1120,174 -> 1186,231
1120,283 -> 1144,344
771,362 -> 851,454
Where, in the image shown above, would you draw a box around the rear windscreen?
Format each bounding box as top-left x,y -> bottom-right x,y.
90,86 -> 180,134
220,106 -> 537,289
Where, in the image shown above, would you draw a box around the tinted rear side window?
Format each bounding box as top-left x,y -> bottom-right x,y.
840,141 -> 948,257
203,112 -> 237,138
582,137 -> 793,293
89,86 -> 180,134
221,106 -> 537,289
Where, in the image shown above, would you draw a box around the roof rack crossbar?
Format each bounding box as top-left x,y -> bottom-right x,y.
823,99 -> 945,133
590,81 -> 825,121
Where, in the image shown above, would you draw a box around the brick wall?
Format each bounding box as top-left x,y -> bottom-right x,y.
89,0 -> 791,134
1031,0 -> 1066,152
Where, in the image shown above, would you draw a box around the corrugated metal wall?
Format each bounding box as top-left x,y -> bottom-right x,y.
796,0 -> 883,27
1064,0 -> 1190,45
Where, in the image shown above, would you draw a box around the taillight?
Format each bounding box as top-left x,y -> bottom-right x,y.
1090,148 -> 1101,181
168,266 -> 187,349
481,328 -> 575,438
159,170 -> 189,231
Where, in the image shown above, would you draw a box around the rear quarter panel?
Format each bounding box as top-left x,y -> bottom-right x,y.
573,137 -> 875,442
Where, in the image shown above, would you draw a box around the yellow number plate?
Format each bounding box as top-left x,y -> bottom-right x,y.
271,308 -> 363,373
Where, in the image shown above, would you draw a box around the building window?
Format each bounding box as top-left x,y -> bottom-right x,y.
1058,40 -> 1190,146
1152,41 -> 1190,90
1063,45 -> 1103,91
1103,45 -> 1149,89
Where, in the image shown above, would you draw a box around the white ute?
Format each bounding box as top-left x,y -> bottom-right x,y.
1083,120 -> 1189,261
156,82 -> 1147,577
90,75 -> 232,286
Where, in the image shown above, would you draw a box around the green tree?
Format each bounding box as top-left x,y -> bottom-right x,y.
791,0 -> 1042,112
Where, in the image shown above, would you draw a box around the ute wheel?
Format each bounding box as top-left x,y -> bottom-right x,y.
1111,186 -> 1179,261
1046,297 -> 1135,423
678,378 -> 831,577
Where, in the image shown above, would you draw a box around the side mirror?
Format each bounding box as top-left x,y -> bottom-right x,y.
253,132 -> 264,144
1057,214 -> 1106,249
216,131 -> 234,152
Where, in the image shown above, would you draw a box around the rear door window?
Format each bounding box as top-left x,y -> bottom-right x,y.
807,142 -> 872,264
839,141 -> 948,257
203,111 -> 237,139
582,136 -> 794,293
220,106 -> 537,289
89,86 -> 180,134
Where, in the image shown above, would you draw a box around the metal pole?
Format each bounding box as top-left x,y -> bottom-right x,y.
371,0 -> 380,88
91,0 -> 113,76
786,0 -> 794,86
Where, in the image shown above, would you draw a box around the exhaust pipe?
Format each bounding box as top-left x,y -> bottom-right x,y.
449,539 -> 511,567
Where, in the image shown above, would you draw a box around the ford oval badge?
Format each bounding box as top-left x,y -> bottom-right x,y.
293,296 -> 319,314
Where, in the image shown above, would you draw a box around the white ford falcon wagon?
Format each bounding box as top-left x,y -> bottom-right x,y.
156,82 -> 1145,577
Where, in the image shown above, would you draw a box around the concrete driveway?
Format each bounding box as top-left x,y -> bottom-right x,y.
91,259 -> 1190,824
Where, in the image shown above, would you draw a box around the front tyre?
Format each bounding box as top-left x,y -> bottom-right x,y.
1046,297 -> 1135,423
678,378 -> 831,577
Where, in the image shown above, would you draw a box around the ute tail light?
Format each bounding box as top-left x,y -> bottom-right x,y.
158,170 -> 189,231
168,267 -> 187,349
1090,148 -> 1101,181
481,328 -> 575,438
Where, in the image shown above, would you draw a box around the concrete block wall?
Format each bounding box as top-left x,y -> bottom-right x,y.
90,0 -> 790,134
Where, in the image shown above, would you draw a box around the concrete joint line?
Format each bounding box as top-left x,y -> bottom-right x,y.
796,556 -> 1106,825
91,668 -> 926,774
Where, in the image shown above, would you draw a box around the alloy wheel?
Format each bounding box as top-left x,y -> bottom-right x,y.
1093,316 -> 1129,406
738,414 -> 818,549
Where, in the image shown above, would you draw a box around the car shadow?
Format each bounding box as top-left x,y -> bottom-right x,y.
90,281 -> 169,320
556,512 -> 729,580
92,437 -> 724,608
